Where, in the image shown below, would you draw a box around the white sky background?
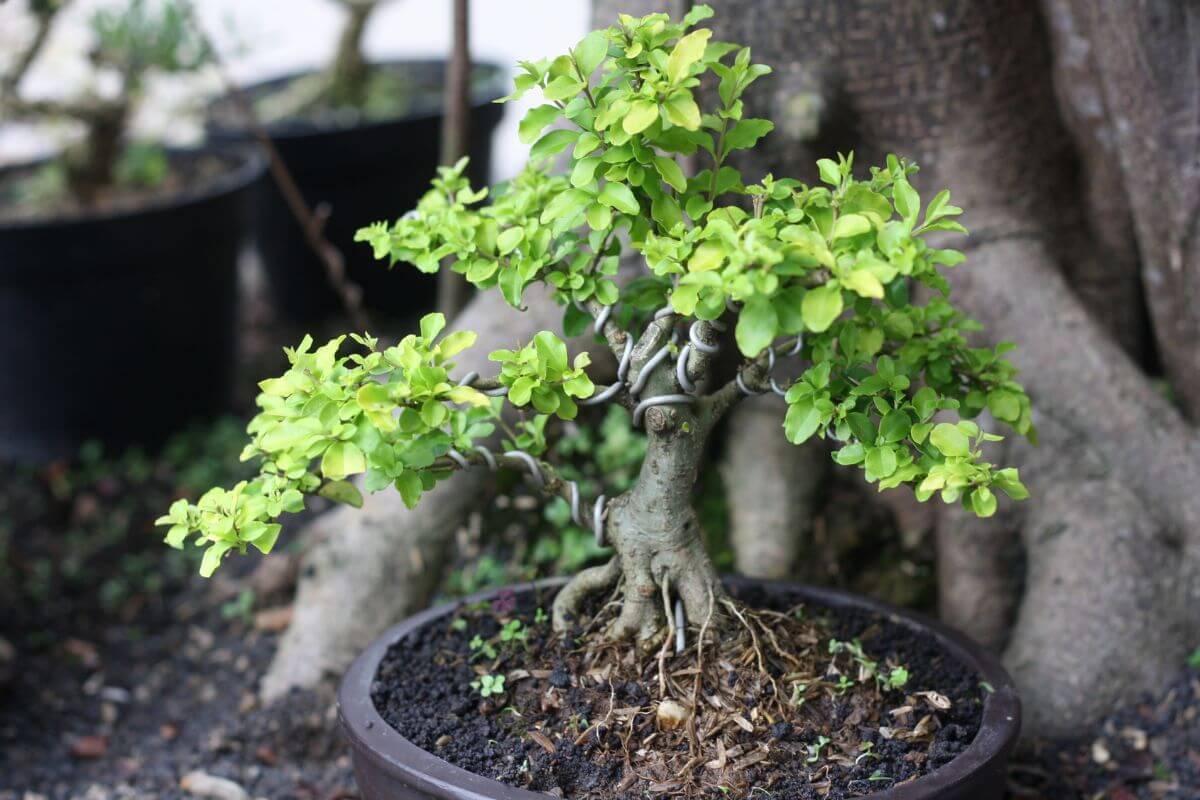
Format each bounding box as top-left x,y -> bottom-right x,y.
0,0 -> 590,179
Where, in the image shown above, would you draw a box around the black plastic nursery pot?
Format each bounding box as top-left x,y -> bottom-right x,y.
339,576 -> 1021,800
207,60 -> 508,323
0,146 -> 264,463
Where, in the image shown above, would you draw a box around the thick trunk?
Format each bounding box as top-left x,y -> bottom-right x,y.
553,318 -> 727,645
721,394 -> 825,580
1039,0 -> 1150,362
64,102 -> 127,205
1043,1 -> 1200,420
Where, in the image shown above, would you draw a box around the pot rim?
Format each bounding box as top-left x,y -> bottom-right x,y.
206,58 -> 510,141
0,144 -> 265,233
338,576 -> 1021,800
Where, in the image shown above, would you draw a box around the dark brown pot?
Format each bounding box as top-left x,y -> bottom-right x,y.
339,577 -> 1021,800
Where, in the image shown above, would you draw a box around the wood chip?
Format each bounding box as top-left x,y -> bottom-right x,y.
527,730 -> 556,754
917,690 -> 952,710
731,714 -> 755,733
731,748 -> 769,771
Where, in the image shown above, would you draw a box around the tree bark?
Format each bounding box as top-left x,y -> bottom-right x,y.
587,0 -> 1200,737
1043,1 -> 1200,420
720,394 -> 825,580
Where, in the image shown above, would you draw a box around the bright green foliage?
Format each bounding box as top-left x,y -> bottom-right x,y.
163,5 -> 1032,576
489,332 -> 595,419
471,673 -> 506,698
158,314 -> 502,574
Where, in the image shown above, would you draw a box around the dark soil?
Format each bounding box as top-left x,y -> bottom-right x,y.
0,150 -> 234,224
372,584 -> 987,800
1009,665 -> 1200,799
0,421 -> 356,799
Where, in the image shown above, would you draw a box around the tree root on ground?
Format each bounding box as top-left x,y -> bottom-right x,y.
533,594 -> 933,799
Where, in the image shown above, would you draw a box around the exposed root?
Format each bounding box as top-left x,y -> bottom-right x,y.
533,594 -> 931,799
552,557 -> 621,631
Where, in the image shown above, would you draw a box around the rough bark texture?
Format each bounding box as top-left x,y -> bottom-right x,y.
934,435 -> 1021,652
720,394 -> 825,580
1046,1 -> 1200,420
262,284 -> 609,700
552,315 -> 729,645
591,0 -> 1200,738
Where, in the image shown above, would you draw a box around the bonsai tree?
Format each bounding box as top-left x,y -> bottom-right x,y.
159,6 -> 1031,645
0,0 -> 210,206
252,0 -> 404,121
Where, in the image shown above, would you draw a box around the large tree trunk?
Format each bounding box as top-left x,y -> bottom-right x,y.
594,0 -> 1200,738
720,394 -> 825,580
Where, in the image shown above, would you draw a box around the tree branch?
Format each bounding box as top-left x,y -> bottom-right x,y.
0,2 -> 62,101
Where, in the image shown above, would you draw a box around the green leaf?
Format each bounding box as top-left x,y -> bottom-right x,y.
865,446 -> 898,480
846,412 -> 877,445
598,182 -> 640,214
930,423 -> 970,458
970,486 -> 997,517
773,286 -> 807,334
497,227 -> 524,256
993,468 -> 1030,500
585,202 -> 612,230
784,398 -> 822,444
735,296 -> 778,357
832,213 -> 872,240
801,284 -> 844,332
663,92 -> 701,130
543,75 -> 585,102
987,390 -> 1021,422
832,442 -> 865,465
518,104 -> 560,144
653,156 -> 687,192
912,387 -> 938,420
574,30 -> 608,77
531,128 -> 579,161
319,480 -> 364,508
688,240 -> 724,272
817,158 -> 840,186
893,177 -> 920,227
395,472 -> 423,509
667,28 -> 711,84
321,441 -> 367,481
623,100 -> 660,134
199,542 -> 232,578
842,270 -> 884,299
879,411 -> 911,444
723,118 -> 773,152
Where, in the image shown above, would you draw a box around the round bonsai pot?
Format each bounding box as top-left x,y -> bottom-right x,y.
206,59 -> 508,323
339,576 -> 1021,800
0,146 -> 264,463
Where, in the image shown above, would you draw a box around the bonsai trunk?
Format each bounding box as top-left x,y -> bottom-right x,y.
64,101 -> 128,206
553,328 -> 728,645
